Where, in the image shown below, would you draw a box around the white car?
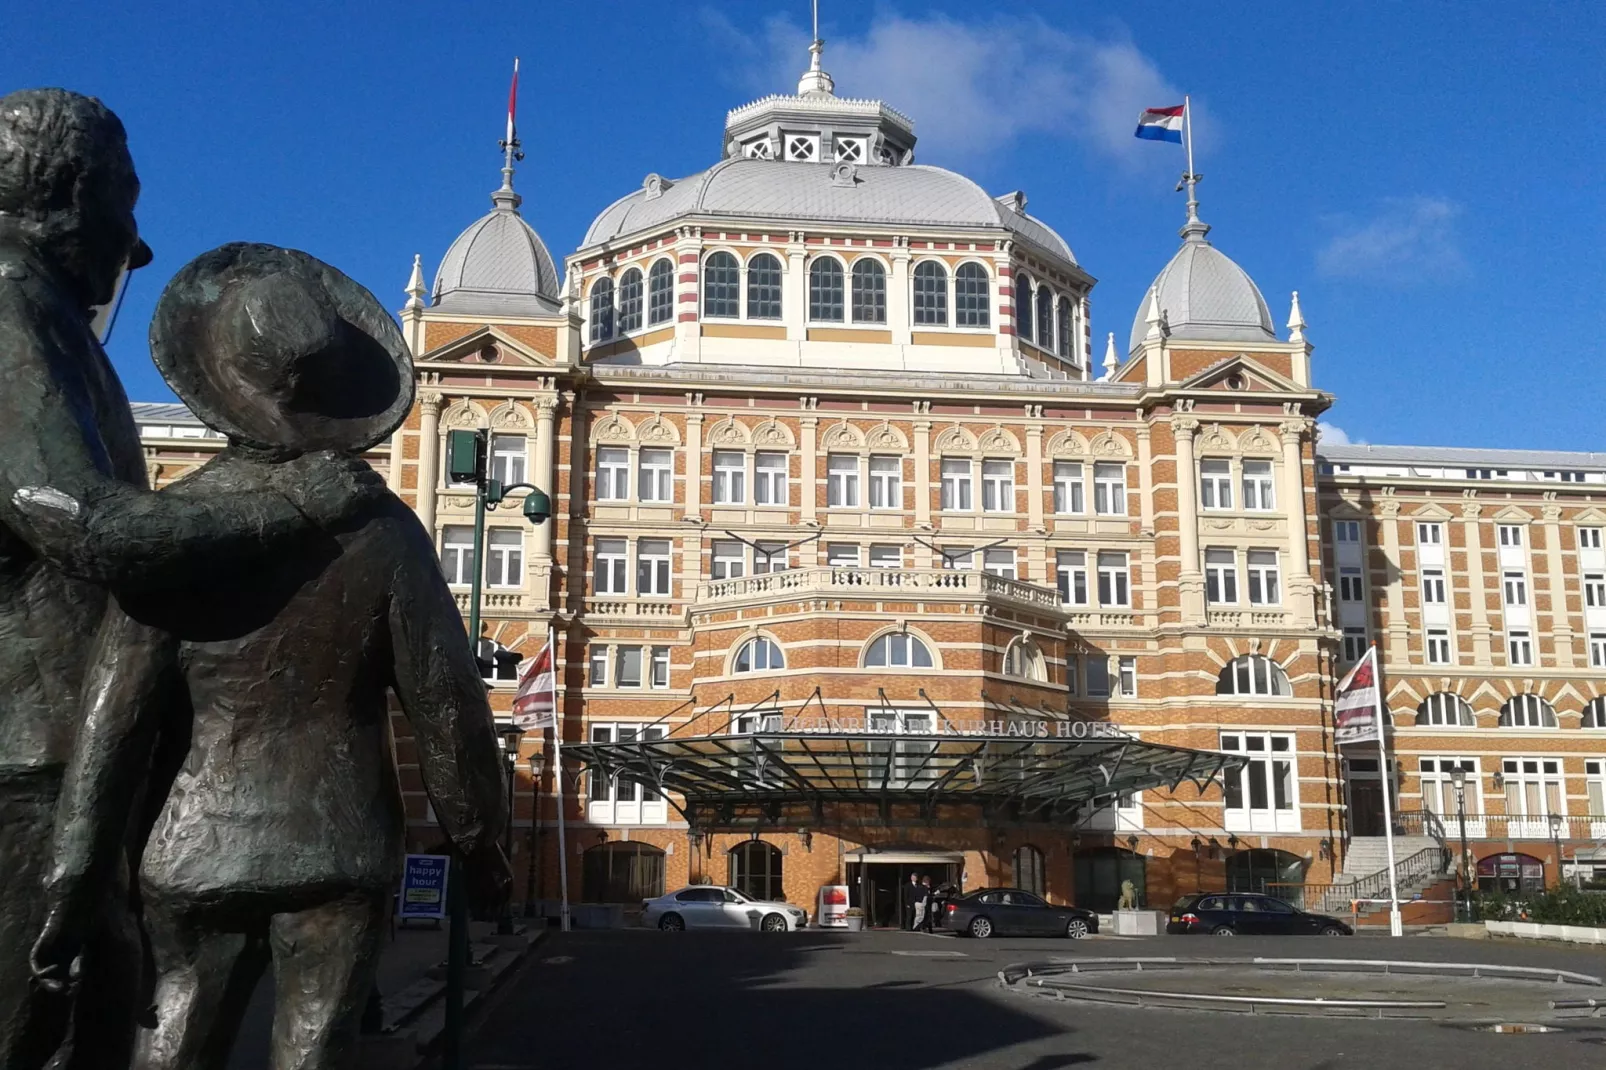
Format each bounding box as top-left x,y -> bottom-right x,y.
643,885 -> 809,932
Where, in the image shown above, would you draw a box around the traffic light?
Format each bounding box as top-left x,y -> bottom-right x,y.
446,429 -> 485,485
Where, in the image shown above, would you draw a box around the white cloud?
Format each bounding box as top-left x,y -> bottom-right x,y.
701,10 -> 1185,165
1317,422 -> 1361,446
1316,197 -> 1466,284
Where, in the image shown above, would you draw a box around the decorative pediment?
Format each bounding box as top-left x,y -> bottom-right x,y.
418,324 -> 553,367
1492,505 -> 1534,523
864,421 -> 907,451
487,400 -> 534,430
442,399 -> 488,429
976,425 -> 1021,455
591,411 -> 636,444
1087,429 -> 1133,459
752,417 -> 795,448
707,416 -> 751,447
1045,429 -> 1091,458
933,424 -> 977,453
820,420 -> 864,450
1237,425 -> 1279,455
1198,423 -> 1235,453
1178,353 -> 1304,395
637,414 -> 680,445
1411,503 -> 1455,521
1574,507 -> 1606,525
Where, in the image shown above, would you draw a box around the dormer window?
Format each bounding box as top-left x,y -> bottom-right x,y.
743,138 -> 773,160
785,134 -> 820,162
833,136 -> 865,163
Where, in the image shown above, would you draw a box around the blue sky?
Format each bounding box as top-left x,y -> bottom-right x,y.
12,1 -> 1603,449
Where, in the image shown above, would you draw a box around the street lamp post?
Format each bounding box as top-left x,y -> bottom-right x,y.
1549,811 -> 1566,890
1449,765 -> 1470,922
497,728 -> 521,935
524,751 -> 545,918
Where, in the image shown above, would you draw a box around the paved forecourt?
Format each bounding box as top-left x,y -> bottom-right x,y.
464,929 -> 1606,1070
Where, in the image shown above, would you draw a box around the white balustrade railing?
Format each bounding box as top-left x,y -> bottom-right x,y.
694,566 -> 1064,610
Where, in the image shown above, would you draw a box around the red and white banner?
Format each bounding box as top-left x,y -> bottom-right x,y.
1334,647 -> 1381,744
505,58 -> 519,145
511,638 -> 555,729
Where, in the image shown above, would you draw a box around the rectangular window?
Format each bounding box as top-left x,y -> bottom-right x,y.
826,543 -> 860,568
1200,458 -> 1233,510
595,446 -> 630,501
1343,627 -> 1368,663
753,541 -> 788,574
489,434 -> 527,487
1096,551 -> 1129,607
636,539 -> 671,596
1052,461 -> 1085,514
1582,528 -> 1604,550
1205,548 -> 1238,604
650,646 -> 671,689
1117,656 -> 1137,697
1498,524 -> 1523,548
1092,462 -> 1126,515
1502,758 -> 1564,818
981,459 -> 1014,513
827,453 -> 860,508
1585,573 -> 1606,609
1507,630 -> 1533,666
1502,571 -> 1528,606
1241,460 -> 1276,511
711,539 -> 745,580
440,525 -> 476,586
1220,731 -> 1298,827
868,455 -> 901,509
638,447 -> 673,503
1056,551 -> 1088,605
1427,629 -> 1451,664
1592,633 -> 1606,669
615,646 -> 643,689
485,528 -> 524,588
1588,760 -> 1606,815
593,539 -> 628,594
941,546 -> 974,570
982,547 -> 1016,579
1339,567 -> 1364,602
1085,656 -> 1110,698
712,450 -> 745,505
1334,519 -> 1361,544
1417,522 -> 1442,545
1065,655 -> 1079,696
940,458 -> 972,511
1421,569 -> 1446,604
869,544 -> 902,569
1246,550 -> 1281,606
753,451 -> 788,506
588,645 -> 609,687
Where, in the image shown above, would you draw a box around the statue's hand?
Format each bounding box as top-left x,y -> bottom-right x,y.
29,905 -> 83,995
463,842 -> 515,922
272,450 -> 386,527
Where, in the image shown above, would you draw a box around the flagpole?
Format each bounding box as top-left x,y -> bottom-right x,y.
1369,644 -> 1403,936
548,624 -> 571,932
1183,94 -> 1195,187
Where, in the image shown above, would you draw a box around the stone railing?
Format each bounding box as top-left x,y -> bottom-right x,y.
693,566 -> 1063,611
453,591 -> 528,612
1206,609 -> 1292,629
1064,611 -> 1139,629
582,599 -> 685,620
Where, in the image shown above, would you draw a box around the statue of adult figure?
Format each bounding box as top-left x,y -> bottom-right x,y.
0,89 -> 378,1069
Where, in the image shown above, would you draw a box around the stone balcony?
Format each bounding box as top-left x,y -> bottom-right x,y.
692,565 -> 1066,615
1205,609 -> 1294,629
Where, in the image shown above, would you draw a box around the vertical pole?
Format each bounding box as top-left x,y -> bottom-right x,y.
442,855 -> 468,1070
1370,646 -> 1403,936
1184,94 -> 1195,183
466,431 -> 488,652
550,625 -> 571,931
1456,785 -> 1470,922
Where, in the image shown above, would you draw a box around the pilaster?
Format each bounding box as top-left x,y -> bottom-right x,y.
1171,415 -> 1205,624
683,398 -> 705,520
1461,496 -> 1493,667
799,401 -> 819,525
1377,492 -> 1408,664
1541,499 -> 1575,668
889,237 -> 912,347
416,391 -> 443,534
1279,418 -> 1317,628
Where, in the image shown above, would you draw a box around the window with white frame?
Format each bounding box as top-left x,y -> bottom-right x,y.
1502,570 -> 1528,607
826,543 -> 860,568
588,644 -> 609,686
1056,551 -> 1088,605
940,458 -> 972,511
587,724 -> 667,823
1426,629 -> 1452,664
865,633 -> 934,668
1419,758 -> 1480,820
868,455 -> 901,509
1499,694 -> 1556,727
1584,573 -> 1606,609
746,254 -> 783,320
981,459 -> 1014,513
1065,654 -> 1080,696
1416,692 -> 1475,726
617,268 -> 643,333
593,538 -> 627,595
1241,460 -> 1276,511
1498,524 -> 1523,549
589,277 -> 614,343
1417,522 -> 1443,546
1220,732 -> 1298,830
734,637 -> 784,673
1093,462 -> 1126,515
753,540 -> 788,574
912,261 -> 948,326
595,447 -> 630,501
1343,627 -> 1368,663
647,259 -> 674,325
785,133 -> 819,161
1338,566 -> 1364,602
485,529 -> 523,588
1117,655 -> 1137,697
954,262 -> 990,327
940,546 -> 974,570
1421,568 -> 1447,605
851,259 -> 886,324
441,525 -> 475,586
1052,461 -> 1084,514
1502,757 -> 1563,818
702,253 -> 739,318
1592,633 -> 1606,669
1581,528 -> 1604,550
1204,548 -> 1238,604
982,547 -> 1016,579
808,258 -> 845,322
1035,286 -> 1054,352
1334,519 -> 1361,545
1096,551 -> 1129,607
1200,459 -> 1232,510
827,453 -> 860,508
1216,655 -> 1291,696
651,646 -> 670,688
1507,630 -> 1533,666
636,540 -> 671,596
870,544 -> 902,568
1588,759 -> 1606,813
754,451 -> 788,506
711,540 -> 745,580
1085,654 -> 1111,697
1246,550 -> 1281,605
638,448 -> 672,503
489,434 -> 527,486
1003,637 -> 1045,681
712,450 -> 745,505
615,646 -> 644,688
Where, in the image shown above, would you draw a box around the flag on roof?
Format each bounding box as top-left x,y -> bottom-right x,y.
512,638 -> 555,730
1134,104 -> 1186,144
505,58 -> 520,146
1333,646 -> 1381,744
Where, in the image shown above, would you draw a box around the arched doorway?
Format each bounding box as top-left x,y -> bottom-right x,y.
582,842 -> 665,903
1225,849 -> 1306,897
1074,847 -> 1145,912
1477,853 -> 1545,895
729,841 -> 784,901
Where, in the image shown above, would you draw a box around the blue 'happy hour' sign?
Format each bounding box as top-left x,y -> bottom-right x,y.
400,854 -> 450,920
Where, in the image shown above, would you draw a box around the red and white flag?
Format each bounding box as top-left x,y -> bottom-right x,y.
511,638 -> 555,729
505,58 -> 520,146
1333,646 -> 1381,744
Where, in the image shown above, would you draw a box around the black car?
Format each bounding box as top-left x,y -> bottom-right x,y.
1166,893 -> 1353,936
942,887 -> 1099,939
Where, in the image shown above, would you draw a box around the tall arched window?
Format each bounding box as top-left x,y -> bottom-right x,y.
746,253 -> 782,320
1003,637 -> 1046,681
703,252 -> 740,318
851,259 -> 887,323
1499,694 -> 1558,728
588,277 -> 614,343
1582,696 -> 1606,728
1014,275 -> 1033,343
1035,285 -> 1054,351
865,633 -> 933,668
729,841 -> 784,902
616,268 -> 643,334
954,262 -> 990,327
912,261 -> 948,326
647,259 -> 674,325
1416,692 -> 1475,727
808,257 -> 845,322
1013,844 -> 1046,897
1215,655 -> 1291,696
1055,296 -> 1073,359
581,842 -> 665,903
733,637 -> 784,673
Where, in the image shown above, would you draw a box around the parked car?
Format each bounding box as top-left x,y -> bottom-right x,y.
942,887 -> 1098,938
1166,893 -> 1353,936
642,885 -> 809,931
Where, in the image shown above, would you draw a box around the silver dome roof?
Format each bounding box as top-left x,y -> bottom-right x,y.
1129,222 -> 1274,355
433,179 -> 561,317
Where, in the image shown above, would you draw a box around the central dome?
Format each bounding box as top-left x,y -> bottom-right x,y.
1129,222 -> 1274,354
433,179 -> 561,317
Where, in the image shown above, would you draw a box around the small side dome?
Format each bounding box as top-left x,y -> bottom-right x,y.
432,180 -> 561,317
1129,223 -> 1274,355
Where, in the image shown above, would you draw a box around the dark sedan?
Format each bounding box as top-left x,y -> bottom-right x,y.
942,887 -> 1099,938
1166,893 -> 1353,936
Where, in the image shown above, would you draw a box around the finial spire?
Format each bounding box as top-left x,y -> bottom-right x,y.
1175,95 -> 1210,242
1287,290 -> 1307,343
1102,332 -> 1119,379
798,0 -> 835,96
404,254 -> 426,310
494,58 -> 525,211
1143,286 -> 1165,343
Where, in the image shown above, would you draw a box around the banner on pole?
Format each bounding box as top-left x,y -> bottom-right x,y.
511,640 -> 555,729
1334,648 -> 1381,744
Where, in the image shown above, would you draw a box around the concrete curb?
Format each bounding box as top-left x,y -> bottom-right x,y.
1486,919 -> 1606,945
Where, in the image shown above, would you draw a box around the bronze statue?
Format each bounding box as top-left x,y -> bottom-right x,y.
34,243 -> 512,1070
0,89 -> 380,1070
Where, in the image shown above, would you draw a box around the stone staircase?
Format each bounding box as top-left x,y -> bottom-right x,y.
1327,835 -> 1454,924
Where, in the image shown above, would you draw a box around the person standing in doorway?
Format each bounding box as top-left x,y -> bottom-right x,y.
917,875 -> 935,932
905,872 -> 921,930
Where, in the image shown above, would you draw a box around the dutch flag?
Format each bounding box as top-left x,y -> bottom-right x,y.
1134,104 -> 1186,144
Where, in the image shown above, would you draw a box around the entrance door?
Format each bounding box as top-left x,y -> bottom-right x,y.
1349,779 -> 1385,836
847,860 -> 961,927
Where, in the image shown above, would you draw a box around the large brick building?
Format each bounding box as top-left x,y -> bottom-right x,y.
135,43 -> 1605,924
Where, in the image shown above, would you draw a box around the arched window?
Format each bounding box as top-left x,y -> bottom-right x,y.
1215,655 -> 1291,696
1582,696 -> 1606,728
808,257 -> 844,322
1499,694 -> 1558,728
729,841 -> 784,902
912,261 -> 948,326
747,253 -> 782,320
581,842 -> 664,903
865,633 -> 933,668
588,277 -> 614,343
954,262 -> 990,327
1013,844 -> 1046,897
1055,296 -> 1073,359
1014,275 -> 1033,343
703,252 -> 740,318
851,259 -> 886,324
733,637 -> 784,673
1035,285 -> 1054,351
1416,692 -> 1475,727
616,268 -> 643,334
647,259 -> 674,325
1003,637 -> 1046,681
